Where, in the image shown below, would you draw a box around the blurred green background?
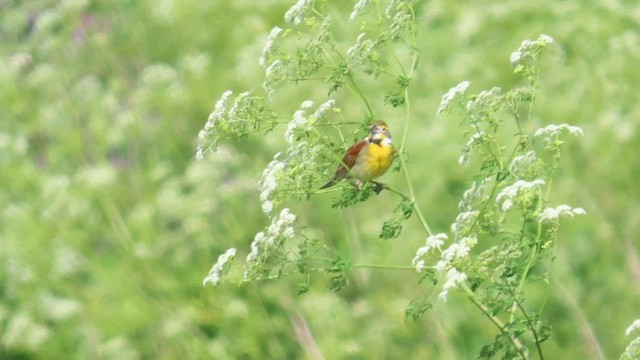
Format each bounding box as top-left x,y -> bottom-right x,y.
1,0 -> 639,358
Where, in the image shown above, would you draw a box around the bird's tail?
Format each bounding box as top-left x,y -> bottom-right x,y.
319,179 -> 335,189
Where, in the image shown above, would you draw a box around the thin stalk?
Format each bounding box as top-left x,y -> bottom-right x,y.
353,264 -> 415,270
460,283 -> 530,360
516,300 -> 545,360
509,180 -> 552,323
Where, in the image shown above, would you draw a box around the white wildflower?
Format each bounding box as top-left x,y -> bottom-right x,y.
459,180 -> 485,212
265,59 -> 284,78
434,260 -> 448,273
626,319 -> 640,336
438,80 -> 471,114
312,99 -> 335,119
466,87 -> 501,112
348,33 -> 366,57
259,26 -> 283,67
534,123 -> 584,138
228,91 -> 250,118
538,34 -> 554,45
283,227 -> 295,239
285,100 -> 314,145
433,236 -> 475,277
350,0 -> 370,21
261,201 -> 274,214
509,151 -> 538,178
285,0 -> 313,25
258,154 -> 285,214
510,50 -> 522,65
412,233 -> 448,272
385,0 -> 399,18
439,268 -> 467,302
511,34 -> 555,66
279,208 -> 297,224
196,90 -> 234,159
246,232 -> 266,264
451,211 -> 479,239
347,33 -> 376,64
203,90 -> 232,133
203,248 -> 237,286
496,179 -> 545,212
458,131 -> 484,165
441,241 -> 471,262
427,233 -> 448,249
540,205 -> 586,222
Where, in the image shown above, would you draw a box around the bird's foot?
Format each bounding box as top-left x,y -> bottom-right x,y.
372,181 -> 386,194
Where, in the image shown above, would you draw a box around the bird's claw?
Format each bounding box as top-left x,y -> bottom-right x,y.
372,181 -> 386,194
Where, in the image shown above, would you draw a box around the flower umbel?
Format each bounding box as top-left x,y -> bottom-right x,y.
540,205 -> 586,222
285,0 -> 313,25
438,80 -> 471,114
496,179 -> 545,212
412,233 -> 447,272
259,26 -> 283,67
203,248 -> 237,286
439,268 -> 467,302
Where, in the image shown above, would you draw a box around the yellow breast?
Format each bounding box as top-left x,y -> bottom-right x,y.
352,143 -> 394,181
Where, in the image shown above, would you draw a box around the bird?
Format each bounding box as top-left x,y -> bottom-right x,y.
320,120 -> 394,193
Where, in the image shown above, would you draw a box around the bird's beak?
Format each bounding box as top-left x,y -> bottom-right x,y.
370,128 -> 388,144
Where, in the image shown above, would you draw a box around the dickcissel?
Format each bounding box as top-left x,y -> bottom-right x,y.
320,120 -> 394,192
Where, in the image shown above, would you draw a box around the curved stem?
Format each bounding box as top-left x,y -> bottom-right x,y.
396,51 -> 433,236
516,300 -> 545,360
460,283 -> 530,360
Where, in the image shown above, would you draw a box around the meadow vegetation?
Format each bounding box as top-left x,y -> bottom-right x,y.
1,0 -> 640,359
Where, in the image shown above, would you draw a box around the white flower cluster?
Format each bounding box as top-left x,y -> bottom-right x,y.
439,268 -> 468,302
437,80 -> 470,114
412,232 -> 474,302
285,100 -> 314,145
245,209 -> 297,278
540,205 -> 586,222
436,236 -> 476,273
451,210 -> 479,239
626,319 -> 640,336
284,99 -> 336,145
385,0 -> 399,18
259,154 -> 285,214
202,248 -> 237,286
534,123 -> 584,138
313,99 -> 336,119
458,180 -> 486,212
196,90 -> 234,159
510,34 -> 554,65
285,0 -> 313,25
509,150 -> 538,179
259,26 -> 283,68
412,233 -> 447,272
350,0 -> 370,21
263,59 -> 287,97
466,87 -> 502,112
496,179 -> 545,212
347,33 -> 376,63
458,131 -> 484,165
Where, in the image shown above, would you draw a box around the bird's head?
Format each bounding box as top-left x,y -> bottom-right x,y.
369,120 -> 392,146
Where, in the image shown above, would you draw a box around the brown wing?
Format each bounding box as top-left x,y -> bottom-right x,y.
319,138 -> 369,189
335,138 -> 369,180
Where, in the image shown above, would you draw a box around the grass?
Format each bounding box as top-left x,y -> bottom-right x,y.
1,0 -> 639,358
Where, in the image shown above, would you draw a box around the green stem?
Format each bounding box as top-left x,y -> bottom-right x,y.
396,52 -> 433,236
353,264 -> 415,270
460,283 -> 530,360
516,300 -> 545,360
